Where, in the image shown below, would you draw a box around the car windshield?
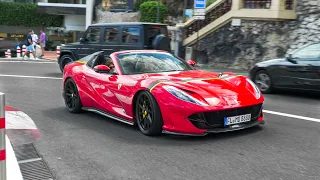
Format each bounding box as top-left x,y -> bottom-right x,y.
116,52 -> 194,75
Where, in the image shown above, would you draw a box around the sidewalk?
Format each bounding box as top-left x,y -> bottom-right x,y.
42,51 -> 57,61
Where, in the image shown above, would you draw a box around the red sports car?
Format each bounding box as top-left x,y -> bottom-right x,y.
62,50 -> 265,136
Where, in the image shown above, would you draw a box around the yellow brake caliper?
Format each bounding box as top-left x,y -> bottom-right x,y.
142,101 -> 147,119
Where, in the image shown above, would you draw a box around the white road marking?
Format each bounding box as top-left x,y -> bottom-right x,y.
0,74 -> 62,80
263,110 -> 320,123
0,60 -> 55,63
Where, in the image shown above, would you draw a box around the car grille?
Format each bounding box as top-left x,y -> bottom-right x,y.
188,103 -> 263,129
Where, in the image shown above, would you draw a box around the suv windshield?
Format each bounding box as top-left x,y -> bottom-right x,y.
116,52 -> 194,75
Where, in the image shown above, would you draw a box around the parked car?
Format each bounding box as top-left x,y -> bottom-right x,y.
249,42 -> 320,93
57,22 -> 171,72
62,50 -> 265,136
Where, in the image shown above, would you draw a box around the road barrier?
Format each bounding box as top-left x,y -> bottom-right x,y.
0,92 -> 6,180
16,47 -> 21,58
5,50 -> 11,59
22,45 -> 26,57
56,46 -> 60,58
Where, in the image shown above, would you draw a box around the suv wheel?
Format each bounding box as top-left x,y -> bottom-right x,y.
152,34 -> 171,52
60,54 -> 74,72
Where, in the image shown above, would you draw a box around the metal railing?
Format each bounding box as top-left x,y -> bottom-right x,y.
0,92 -> 6,180
184,0 -> 232,39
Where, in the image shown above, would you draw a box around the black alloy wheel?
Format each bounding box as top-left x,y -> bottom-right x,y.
64,78 -> 82,113
254,70 -> 273,94
135,91 -> 163,136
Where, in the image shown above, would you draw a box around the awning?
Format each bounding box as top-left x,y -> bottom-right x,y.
37,3 -> 86,15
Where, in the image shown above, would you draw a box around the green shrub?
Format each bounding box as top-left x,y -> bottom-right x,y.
0,2 -> 63,27
133,0 -> 150,11
139,1 -> 168,23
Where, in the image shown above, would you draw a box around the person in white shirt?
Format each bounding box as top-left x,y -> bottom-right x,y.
31,33 -> 39,59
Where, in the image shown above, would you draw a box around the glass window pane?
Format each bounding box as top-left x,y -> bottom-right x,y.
293,43 -> 320,59
122,27 -> 140,44
104,27 -> 119,43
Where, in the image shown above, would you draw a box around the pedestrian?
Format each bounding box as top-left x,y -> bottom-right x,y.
32,32 -> 39,57
39,29 -> 46,58
23,29 -> 36,60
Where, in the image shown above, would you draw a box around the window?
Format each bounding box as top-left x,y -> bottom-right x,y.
104,27 -> 119,43
293,43 -> 320,60
122,27 -> 140,43
85,28 -> 100,43
117,52 -> 194,75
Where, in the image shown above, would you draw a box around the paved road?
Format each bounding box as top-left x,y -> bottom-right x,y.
1,60 -> 320,180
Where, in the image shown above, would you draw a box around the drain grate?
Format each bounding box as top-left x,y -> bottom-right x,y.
13,143 -> 41,161
12,143 -> 54,180
19,160 -> 54,180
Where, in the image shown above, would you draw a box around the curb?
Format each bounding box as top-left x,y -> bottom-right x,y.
0,57 -> 55,62
5,106 -> 53,180
6,135 -> 23,180
5,106 -> 39,180
5,106 -> 40,146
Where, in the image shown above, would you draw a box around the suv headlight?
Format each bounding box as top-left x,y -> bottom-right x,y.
163,85 -> 208,106
246,78 -> 261,99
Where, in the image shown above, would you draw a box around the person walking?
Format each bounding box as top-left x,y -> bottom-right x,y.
32,32 -> 39,59
23,29 -> 36,60
39,29 -> 46,58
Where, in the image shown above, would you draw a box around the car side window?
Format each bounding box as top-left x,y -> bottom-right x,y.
293,43 -> 320,60
122,27 -> 140,44
104,27 -> 119,43
85,28 -> 100,43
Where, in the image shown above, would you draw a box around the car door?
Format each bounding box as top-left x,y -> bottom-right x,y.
78,27 -> 102,59
119,26 -> 143,51
100,26 -> 121,56
83,55 -> 134,120
288,43 -> 320,90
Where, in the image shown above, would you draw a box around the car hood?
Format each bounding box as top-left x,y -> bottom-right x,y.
132,70 -> 233,82
136,70 -> 263,108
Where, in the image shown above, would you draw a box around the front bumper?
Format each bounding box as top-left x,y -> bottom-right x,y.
163,120 -> 265,136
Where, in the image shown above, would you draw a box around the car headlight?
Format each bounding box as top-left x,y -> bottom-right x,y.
246,78 -> 261,99
163,85 -> 208,106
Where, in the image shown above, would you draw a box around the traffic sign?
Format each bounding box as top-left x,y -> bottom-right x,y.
194,0 -> 206,9
194,16 -> 205,20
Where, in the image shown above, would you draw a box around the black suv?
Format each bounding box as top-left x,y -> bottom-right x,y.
58,22 -> 171,72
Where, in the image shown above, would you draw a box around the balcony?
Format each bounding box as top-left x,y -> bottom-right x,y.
181,0 -> 296,47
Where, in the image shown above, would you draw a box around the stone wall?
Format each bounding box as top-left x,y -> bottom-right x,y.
94,5 -> 140,24
191,0 -> 320,70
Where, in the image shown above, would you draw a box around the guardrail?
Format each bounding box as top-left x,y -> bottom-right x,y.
0,92 -> 6,180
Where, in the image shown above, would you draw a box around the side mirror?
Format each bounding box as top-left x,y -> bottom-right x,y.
93,65 -> 110,73
286,53 -> 297,64
187,60 -> 196,66
80,38 -> 86,43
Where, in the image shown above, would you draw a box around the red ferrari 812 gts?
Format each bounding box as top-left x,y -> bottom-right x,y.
62,50 -> 265,136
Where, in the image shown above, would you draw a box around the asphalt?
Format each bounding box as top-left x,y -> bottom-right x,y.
1,60 -> 320,180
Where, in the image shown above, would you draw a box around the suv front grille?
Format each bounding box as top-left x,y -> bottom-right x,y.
188,103 -> 263,129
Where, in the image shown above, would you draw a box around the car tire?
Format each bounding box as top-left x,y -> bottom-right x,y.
135,91 -> 163,136
63,78 -> 83,113
254,70 -> 273,94
59,54 -> 74,72
152,34 -> 171,52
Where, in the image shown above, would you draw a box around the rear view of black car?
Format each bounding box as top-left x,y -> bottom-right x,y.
249,42 -> 320,93
58,22 -> 171,72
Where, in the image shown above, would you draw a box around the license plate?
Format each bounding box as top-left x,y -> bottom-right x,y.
224,114 -> 251,126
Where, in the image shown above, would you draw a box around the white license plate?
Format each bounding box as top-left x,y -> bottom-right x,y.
224,114 -> 251,126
